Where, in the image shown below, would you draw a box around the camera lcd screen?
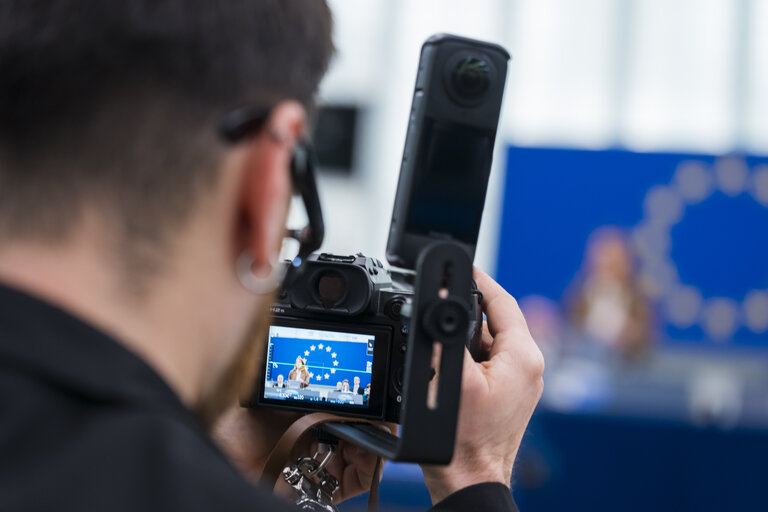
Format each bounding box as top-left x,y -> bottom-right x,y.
405,119 -> 494,245
261,323 -> 383,414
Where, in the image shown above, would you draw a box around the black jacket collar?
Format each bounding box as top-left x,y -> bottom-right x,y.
0,283 -> 192,418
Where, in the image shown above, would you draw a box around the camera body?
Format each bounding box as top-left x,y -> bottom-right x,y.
251,252 -> 482,423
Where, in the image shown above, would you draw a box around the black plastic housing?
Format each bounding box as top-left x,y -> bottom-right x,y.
386,34 -> 510,270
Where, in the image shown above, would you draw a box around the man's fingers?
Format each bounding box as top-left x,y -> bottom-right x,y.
473,268 -> 544,377
473,267 -> 528,338
337,442 -> 379,500
461,346 -> 489,396
479,322 -> 494,361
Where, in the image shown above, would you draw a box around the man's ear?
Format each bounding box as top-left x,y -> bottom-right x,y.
238,101 -> 307,276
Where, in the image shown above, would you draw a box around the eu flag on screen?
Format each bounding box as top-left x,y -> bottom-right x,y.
268,336 -> 373,387
496,146 -> 768,347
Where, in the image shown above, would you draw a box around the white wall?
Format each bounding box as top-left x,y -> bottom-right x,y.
312,0 -> 768,277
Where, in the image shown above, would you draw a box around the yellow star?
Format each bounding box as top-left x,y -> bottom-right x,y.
304,350 -> 310,356
316,375 -> 322,381
310,345 -> 316,351
318,344 -> 324,350
331,353 -> 337,358
330,368 -> 336,374
324,373 -> 330,379
326,346 -> 332,352
333,360 -> 339,366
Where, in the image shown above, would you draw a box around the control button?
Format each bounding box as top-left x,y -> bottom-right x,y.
393,368 -> 404,394
400,325 -> 409,337
385,297 -> 406,320
396,395 -> 402,403
400,343 -> 407,354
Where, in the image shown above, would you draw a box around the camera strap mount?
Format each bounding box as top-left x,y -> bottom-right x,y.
282,443 -> 340,512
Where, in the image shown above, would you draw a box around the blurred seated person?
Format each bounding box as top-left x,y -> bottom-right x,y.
272,374 -> 286,388
363,384 -> 371,404
566,226 -> 653,360
519,295 -> 563,364
335,381 -> 342,391
352,376 -> 364,395
288,356 -> 310,388
341,379 -> 350,393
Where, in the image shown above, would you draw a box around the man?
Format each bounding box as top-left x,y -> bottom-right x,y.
341,379 -> 351,393
353,375 -> 364,395
0,1 -> 544,511
273,375 -> 286,388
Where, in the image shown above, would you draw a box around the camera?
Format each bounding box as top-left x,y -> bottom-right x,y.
248,34 -> 508,429
386,34 -> 508,270
251,252 -> 482,423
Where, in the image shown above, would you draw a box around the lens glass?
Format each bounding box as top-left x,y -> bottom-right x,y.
451,56 -> 490,100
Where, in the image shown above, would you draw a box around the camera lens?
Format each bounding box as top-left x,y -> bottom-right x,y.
317,271 -> 346,308
451,56 -> 490,100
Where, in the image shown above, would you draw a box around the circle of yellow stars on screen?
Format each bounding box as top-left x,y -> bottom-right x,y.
303,343 -> 339,381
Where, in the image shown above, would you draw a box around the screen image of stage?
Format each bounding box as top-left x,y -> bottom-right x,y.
263,325 -> 374,407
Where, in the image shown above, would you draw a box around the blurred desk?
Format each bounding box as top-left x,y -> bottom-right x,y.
513,409 -> 768,512
342,412 -> 768,512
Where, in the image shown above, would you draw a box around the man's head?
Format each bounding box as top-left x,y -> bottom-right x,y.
341,379 -> 349,392
0,0 -> 332,282
0,0 -> 334,427
276,375 -> 284,386
335,381 -> 342,390
353,376 -> 360,387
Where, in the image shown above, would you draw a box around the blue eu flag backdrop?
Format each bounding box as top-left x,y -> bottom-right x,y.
496,147 -> 768,347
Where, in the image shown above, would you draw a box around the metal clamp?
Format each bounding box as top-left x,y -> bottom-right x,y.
283,443 -> 340,512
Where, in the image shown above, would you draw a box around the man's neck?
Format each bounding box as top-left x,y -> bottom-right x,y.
0,233 -> 201,407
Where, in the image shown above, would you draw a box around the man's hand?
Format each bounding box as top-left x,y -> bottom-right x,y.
421,268 -> 545,504
213,407 -> 393,503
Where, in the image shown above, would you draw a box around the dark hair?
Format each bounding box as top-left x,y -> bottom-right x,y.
0,0 -> 334,288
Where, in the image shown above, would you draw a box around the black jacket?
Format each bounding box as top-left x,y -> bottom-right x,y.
0,285 -> 517,511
